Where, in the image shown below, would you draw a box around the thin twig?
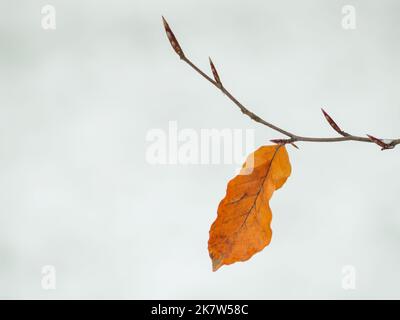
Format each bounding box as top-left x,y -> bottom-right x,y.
162,17 -> 400,150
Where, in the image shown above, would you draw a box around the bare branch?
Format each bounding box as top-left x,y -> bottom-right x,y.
162,17 -> 400,150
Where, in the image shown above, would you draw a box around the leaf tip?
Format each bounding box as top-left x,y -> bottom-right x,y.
210,253 -> 223,272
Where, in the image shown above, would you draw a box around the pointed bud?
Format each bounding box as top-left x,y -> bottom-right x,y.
321,108 -> 346,136
290,142 -> 300,149
209,57 -> 222,87
162,16 -> 184,58
366,134 -> 395,150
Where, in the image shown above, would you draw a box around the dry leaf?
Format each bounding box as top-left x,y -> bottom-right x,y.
208,145 -> 291,271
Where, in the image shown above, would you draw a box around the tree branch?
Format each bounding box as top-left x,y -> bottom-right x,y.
162,17 -> 400,150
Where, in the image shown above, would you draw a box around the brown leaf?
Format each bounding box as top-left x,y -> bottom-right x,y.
208,145 -> 291,271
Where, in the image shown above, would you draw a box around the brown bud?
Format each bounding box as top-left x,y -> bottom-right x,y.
209,57 -> 222,87
162,16 -> 184,58
321,108 -> 346,135
366,134 -> 394,150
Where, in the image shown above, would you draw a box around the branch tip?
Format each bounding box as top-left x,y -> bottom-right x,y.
162,16 -> 185,58
366,134 -> 395,150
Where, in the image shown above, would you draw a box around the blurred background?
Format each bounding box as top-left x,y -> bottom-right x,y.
0,0 -> 400,299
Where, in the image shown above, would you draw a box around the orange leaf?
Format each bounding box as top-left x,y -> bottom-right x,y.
208,145 -> 291,271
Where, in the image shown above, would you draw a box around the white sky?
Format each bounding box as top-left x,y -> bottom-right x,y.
1,0 -> 400,299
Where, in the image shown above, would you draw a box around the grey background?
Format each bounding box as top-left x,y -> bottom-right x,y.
1,0 -> 400,299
